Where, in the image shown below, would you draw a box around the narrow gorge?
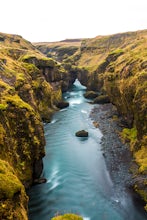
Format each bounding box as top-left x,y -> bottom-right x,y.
0,30 -> 147,219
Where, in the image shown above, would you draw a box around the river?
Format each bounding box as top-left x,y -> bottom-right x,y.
28,79 -> 147,220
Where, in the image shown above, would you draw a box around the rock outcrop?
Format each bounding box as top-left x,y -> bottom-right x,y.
93,95 -> 110,104
0,159 -> 28,220
84,90 -> 98,99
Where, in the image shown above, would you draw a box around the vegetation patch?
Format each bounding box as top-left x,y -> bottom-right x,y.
51,213 -> 83,220
0,103 -> 8,110
5,94 -> 34,112
135,146 -> 147,174
0,159 -> 23,199
0,161 -> 28,220
121,127 -> 137,150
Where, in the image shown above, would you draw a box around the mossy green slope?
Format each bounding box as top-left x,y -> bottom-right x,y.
0,32 -> 76,219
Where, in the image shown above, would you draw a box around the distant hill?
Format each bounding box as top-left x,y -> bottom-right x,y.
34,38 -> 84,62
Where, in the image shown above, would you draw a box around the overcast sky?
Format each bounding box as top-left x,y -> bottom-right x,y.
1,0 -> 147,42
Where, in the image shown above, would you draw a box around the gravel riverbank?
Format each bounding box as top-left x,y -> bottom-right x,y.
90,103 -> 147,216
90,103 -> 133,188
90,103 -> 147,205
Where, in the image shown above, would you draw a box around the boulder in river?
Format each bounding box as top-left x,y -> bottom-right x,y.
56,100 -> 69,109
75,130 -> 89,137
84,90 -> 98,99
33,178 -> 47,185
51,213 -> 83,220
93,95 -> 110,104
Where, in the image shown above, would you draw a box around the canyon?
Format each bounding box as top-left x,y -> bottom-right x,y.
0,30 -> 147,219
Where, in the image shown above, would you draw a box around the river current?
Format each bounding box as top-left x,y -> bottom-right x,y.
28,80 -> 147,220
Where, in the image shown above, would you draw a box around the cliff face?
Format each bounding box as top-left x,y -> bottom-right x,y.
34,39 -> 89,88
0,33 -> 76,219
77,30 -> 147,210
76,30 -> 147,146
37,30 -> 147,210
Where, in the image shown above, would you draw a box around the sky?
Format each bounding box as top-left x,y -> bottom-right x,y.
0,0 -> 147,42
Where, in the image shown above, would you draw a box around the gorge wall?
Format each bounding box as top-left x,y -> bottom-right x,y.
36,30 -> 147,211
0,33 -> 77,219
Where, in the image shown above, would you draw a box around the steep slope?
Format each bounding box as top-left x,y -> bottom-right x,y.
36,30 -> 147,210
0,32 -> 76,219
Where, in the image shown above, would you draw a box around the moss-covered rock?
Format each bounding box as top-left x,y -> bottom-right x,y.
93,95 -> 110,104
0,160 -> 23,199
84,90 -> 98,99
0,159 -> 28,220
51,213 -> 83,220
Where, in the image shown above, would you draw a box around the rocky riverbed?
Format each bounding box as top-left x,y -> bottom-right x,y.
90,103 -> 147,211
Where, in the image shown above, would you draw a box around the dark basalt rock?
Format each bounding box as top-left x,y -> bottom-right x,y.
84,91 -> 98,99
93,95 -> 110,104
75,130 -> 89,137
33,158 -> 44,179
33,178 -> 47,185
0,36 -> 5,41
56,100 -> 69,109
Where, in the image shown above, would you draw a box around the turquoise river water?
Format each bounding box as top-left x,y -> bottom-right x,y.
28,80 -> 147,220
